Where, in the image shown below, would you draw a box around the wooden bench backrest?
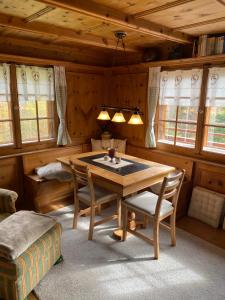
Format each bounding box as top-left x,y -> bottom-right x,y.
22,146 -> 82,175
127,145 -> 194,181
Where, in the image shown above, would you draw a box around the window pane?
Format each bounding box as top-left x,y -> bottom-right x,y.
0,121 -> 13,146
208,107 -> 225,126
0,102 -> 11,120
19,101 -> 36,119
203,126 -> 225,154
21,120 -> 38,143
176,123 -> 197,148
178,106 -> 198,122
38,100 -> 54,118
159,105 -> 176,121
39,119 -> 55,140
158,121 -> 175,144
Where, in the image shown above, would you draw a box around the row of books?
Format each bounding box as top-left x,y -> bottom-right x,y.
197,34 -> 225,56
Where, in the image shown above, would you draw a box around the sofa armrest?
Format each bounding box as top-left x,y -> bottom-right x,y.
0,189 -> 18,214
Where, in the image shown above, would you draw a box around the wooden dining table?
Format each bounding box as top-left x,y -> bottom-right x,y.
57,150 -> 175,238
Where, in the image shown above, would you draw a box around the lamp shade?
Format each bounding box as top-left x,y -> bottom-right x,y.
128,112 -> 144,125
97,109 -> 111,120
112,112 -> 126,123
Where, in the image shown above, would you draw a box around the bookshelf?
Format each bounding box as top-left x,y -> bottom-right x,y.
196,34 -> 225,57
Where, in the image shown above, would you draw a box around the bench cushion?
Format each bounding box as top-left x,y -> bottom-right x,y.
0,211 -> 56,260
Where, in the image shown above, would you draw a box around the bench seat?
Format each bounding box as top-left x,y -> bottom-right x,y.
22,146 -> 82,213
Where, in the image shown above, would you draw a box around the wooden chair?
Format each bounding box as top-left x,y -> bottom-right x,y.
122,169 -> 185,259
70,161 -> 121,240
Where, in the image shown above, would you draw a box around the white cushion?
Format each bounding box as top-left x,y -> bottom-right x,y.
77,185 -> 118,205
36,162 -> 72,182
124,191 -> 174,216
113,139 -> 127,153
188,186 -> 225,228
91,139 -> 113,151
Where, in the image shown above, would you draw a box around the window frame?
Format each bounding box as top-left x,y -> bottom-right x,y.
156,65 -> 225,161
0,63 -> 58,150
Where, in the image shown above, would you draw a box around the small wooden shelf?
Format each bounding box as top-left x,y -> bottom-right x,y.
111,54 -> 225,73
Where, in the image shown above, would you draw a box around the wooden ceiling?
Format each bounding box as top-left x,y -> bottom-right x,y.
0,0 -> 224,66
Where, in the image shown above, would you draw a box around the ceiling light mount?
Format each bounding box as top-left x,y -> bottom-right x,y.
114,31 -> 127,40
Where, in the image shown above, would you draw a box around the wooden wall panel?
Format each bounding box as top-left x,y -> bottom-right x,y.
194,162 -> 225,194
0,157 -> 20,192
107,72 -> 148,147
66,72 -> 105,144
127,145 -> 194,180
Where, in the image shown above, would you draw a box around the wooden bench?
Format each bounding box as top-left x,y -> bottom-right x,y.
22,146 -> 82,213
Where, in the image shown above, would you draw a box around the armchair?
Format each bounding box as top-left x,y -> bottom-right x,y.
0,188 -> 18,222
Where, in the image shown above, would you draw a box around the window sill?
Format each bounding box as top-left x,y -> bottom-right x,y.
157,140 -> 195,149
203,146 -> 225,155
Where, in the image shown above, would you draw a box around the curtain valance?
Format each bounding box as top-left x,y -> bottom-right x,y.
0,63 -> 10,102
16,65 -> 54,102
206,67 -> 225,107
159,68 -> 203,107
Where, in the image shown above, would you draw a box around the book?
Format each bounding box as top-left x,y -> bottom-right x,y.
215,36 -> 224,55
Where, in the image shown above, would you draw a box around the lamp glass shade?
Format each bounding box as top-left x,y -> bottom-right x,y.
112,112 -> 126,123
97,110 -> 111,120
128,113 -> 144,125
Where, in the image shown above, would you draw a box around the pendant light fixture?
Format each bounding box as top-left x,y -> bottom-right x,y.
128,111 -> 144,125
97,31 -> 144,125
97,108 -> 111,120
112,111 -> 126,123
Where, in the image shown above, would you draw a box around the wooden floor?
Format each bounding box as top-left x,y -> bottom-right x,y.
177,216 -> 225,250
28,292 -> 38,300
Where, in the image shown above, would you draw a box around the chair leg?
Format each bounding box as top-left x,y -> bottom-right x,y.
170,213 -> 176,246
97,204 -> 102,216
153,220 -> 160,259
117,198 -> 122,228
88,204 -> 95,240
73,194 -> 79,229
143,215 -> 149,228
122,205 -> 128,241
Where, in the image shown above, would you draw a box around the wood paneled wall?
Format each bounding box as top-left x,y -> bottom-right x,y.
106,71 -> 148,147
66,71 -> 105,144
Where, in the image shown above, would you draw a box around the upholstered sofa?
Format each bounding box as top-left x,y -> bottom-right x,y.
0,188 -> 18,223
0,189 -> 62,300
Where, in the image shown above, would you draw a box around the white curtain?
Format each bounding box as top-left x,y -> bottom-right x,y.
206,67 -> 225,107
145,67 -> 161,148
0,63 -> 10,102
159,68 -> 203,107
54,66 -> 71,145
16,65 -> 54,102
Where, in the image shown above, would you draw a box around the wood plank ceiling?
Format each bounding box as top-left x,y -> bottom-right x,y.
0,0 -> 224,66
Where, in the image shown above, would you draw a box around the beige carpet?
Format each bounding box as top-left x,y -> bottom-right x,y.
35,205 -> 225,300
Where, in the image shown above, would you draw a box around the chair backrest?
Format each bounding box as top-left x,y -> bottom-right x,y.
69,161 -> 96,202
155,169 -> 185,218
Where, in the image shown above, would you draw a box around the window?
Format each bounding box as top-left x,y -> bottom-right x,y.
203,67 -> 225,155
0,63 -> 56,149
16,65 -> 55,144
158,69 -> 203,149
0,64 -> 14,146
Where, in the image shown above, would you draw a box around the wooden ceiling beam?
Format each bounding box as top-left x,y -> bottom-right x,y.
0,36 -> 108,60
0,12 -> 138,52
175,16 -> 225,30
132,0 -> 195,18
38,0 -> 193,44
